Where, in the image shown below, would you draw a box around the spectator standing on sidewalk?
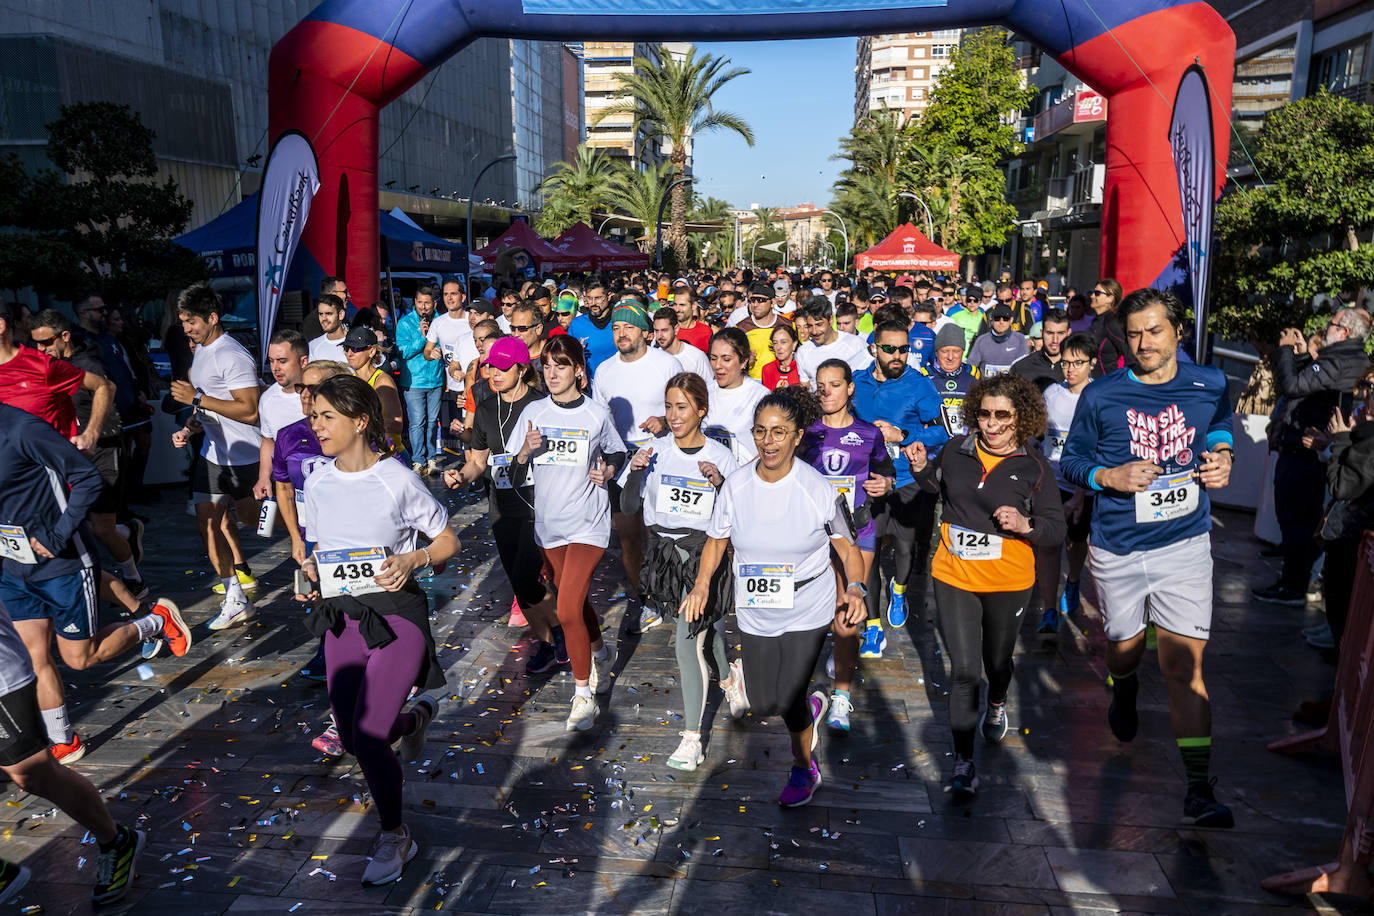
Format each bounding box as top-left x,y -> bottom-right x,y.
396,286 -> 444,476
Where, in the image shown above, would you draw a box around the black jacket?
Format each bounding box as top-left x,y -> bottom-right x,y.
1090,309 -> 1129,373
1010,349 -> 1064,392
914,433 -> 1066,547
1272,338 -> 1369,451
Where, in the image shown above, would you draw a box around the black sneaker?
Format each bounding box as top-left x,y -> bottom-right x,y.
1183,779 -> 1235,828
0,859 -> 30,904
1107,680 -> 1139,742
298,642 -> 327,683
1250,584 -> 1306,607
552,628 -> 569,666
947,757 -> 978,802
125,517 -> 145,567
980,702 -> 1008,744
526,640 -> 558,675
92,825 -> 145,905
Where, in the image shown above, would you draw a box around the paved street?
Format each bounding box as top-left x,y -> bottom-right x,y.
3,482 -> 1349,915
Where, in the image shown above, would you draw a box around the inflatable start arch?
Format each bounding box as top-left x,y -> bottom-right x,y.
267,0 -> 1234,307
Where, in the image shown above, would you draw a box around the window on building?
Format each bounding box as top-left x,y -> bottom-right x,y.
931,44 -> 957,58
910,67 -> 925,80
1310,40 -> 1368,95
909,87 -> 924,100
909,47 -> 926,59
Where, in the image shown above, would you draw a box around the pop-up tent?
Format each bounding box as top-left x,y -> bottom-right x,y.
475,220 -> 592,272
551,221 -> 650,271
854,223 -> 961,272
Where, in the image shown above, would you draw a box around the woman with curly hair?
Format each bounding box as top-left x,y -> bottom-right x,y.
906,372 -> 1066,802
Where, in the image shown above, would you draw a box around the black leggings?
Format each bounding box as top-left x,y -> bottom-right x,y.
491,514 -> 547,610
739,624 -> 830,732
867,483 -> 936,607
932,579 -> 1034,758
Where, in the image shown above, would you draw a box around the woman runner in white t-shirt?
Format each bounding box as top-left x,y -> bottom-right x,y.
508,336 -> 626,732
620,372 -> 745,772
295,375 -> 458,887
681,387 -> 868,808
704,327 -> 768,464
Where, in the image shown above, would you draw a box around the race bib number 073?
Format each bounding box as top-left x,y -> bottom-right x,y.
1135,472 -> 1199,523
737,563 -> 794,609
0,524 -> 37,565
315,547 -> 390,599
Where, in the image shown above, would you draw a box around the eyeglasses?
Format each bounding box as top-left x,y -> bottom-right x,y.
992,316 -> 1012,323
300,384 -> 319,396
750,425 -> 797,442
820,278 -> 834,283
345,345 -> 372,353
875,343 -> 911,355
977,408 -> 1016,422
1061,358 -> 1091,369
1090,289 -> 1107,297
509,323 -> 539,333
29,334 -> 57,346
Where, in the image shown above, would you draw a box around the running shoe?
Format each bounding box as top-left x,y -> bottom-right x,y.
980,701 -> 1008,744
426,459 -> 441,478
1062,579 -> 1081,614
593,645 -> 617,695
207,592 -> 254,630
1306,623 -> 1335,649
149,599 -> 192,657
1183,779 -> 1235,828
566,694 -> 598,731
361,826 -> 417,886
1250,583 -> 1305,607
411,461 -> 426,477
1037,606 -> 1060,634
808,691 -> 829,752
298,642 -> 327,682
778,760 -> 821,807
859,623 -> 886,659
0,859 -> 29,905
211,569 -> 258,595
52,733 -> 86,764
723,659 -> 749,719
667,732 -> 704,771
140,637 -> 163,659
92,825 -> 144,904
552,627 -> 570,666
312,722 -> 344,757
399,695 -> 437,762
122,577 -> 150,601
125,517 -> 145,567
525,640 -> 558,675
1107,681 -> 1139,742
827,693 -> 853,733
947,757 -> 978,802
635,606 -> 664,633
886,581 -> 908,629
509,598 -> 528,629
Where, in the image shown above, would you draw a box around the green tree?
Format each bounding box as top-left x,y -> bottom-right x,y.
536,144 -> 617,236
688,195 -> 734,267
1213,90 -> 1374,341
608,161 -> 677,254
0,102 -> 205,303
594,44 -> 754,264
917,28 -> 1034,160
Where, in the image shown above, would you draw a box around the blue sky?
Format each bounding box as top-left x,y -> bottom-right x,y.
689,38 -> 853,210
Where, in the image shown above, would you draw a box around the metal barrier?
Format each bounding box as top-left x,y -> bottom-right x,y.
1262,531 -> 1374,898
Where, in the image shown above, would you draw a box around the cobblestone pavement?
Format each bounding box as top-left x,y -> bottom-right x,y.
2,481 -> 1351,915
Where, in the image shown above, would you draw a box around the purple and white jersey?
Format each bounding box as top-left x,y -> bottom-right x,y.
270,416 -> 333,536
800,417 -> 888,539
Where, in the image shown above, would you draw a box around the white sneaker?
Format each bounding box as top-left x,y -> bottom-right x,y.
207,593 -> 254,630
827,693 -> 853,733
566,694 -> 598,731
636,606 -> 663,633
360,825 -> 417,886
593,645 -> 617,695
667,731 -> 704,771
723,659 -> 749,719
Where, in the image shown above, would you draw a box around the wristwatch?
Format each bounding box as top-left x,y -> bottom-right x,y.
191,390 -> 204,410
846,581 -> 868,597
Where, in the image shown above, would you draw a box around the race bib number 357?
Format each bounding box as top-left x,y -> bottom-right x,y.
1135,472 -> 1199,523
315,547 -> 390,599
737,563 -> 794,609
655,475 -> 714,520
535,427 -> 589,468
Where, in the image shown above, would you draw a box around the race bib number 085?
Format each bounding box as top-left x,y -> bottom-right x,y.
535,427 -> 589,468
1135,472 -> 1198,523
315,547 -> 390,599
737,563 -> 794,609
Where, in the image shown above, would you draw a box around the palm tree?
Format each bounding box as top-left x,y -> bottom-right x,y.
537,144 -> 617,235
689,195 -> 734,267
594,45 -> 755,264
608,162 -> 676,252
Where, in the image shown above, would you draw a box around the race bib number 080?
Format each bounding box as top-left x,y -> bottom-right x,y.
535,427 -> 589,468
1135,472 -> 1199,523
315,547 -> 390,599
655,475 -> 714,520
737,563 -> 794,609
0,524 -> 37,565
948,525 -> 1002,560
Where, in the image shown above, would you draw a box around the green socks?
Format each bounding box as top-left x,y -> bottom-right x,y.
1178,736 -> 1211,787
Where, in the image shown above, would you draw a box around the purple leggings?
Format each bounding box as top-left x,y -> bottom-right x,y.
325,614 -> 425,830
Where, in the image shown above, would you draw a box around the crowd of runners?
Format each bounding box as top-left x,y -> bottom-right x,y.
1,261 -> 1310,901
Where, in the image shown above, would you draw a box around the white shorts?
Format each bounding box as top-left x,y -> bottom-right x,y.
1089,532 -> 1213,642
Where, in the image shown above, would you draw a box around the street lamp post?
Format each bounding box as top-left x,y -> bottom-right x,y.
821,209 -> 849,272
898,191 -> 935,240
466,153 -> 516,278
655,177 -> 693,269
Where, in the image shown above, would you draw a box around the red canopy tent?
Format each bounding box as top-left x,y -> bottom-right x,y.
853,223 -> 960,272
475,220 -> 591,272
550,221 -> 650,271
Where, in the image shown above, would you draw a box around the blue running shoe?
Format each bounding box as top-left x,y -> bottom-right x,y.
886,582 -> 908,629
859,624 -> 886,659
1062,580 -> 1081,615
1037,606 -> 1060,634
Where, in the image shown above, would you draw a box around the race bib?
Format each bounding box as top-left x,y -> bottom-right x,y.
826,475 -> 857,512
941,402 -> 967,436
983,364 -> 1010,377
737,563 -> 794,609
0,524 -> 37,565
948,525 -> 1002,560
704,425 -> 736,456
1045,427 -> 1068,463
625,429 -> 654,450
294,488 -> 306,514
1135,472 -> 1199,523
490,454 -> 514,490
655,475 -> 714,520
535,427 -> 589,468
315,547 -> 390,599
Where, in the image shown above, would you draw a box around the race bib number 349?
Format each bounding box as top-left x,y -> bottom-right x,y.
315,547 -> 390,599
1135,472 -> 1199,523
737,563 -> 794,609
535,427 -> 589,468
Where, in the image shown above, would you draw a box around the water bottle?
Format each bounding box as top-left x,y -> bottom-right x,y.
257,498 -> 279,538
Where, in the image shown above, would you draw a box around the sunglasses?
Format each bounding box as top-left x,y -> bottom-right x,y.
875,343 -> 911,355
30,335 -> 57,346
345,345 -> 373,353
748,296 -> 771,304
977,408 -> 1016,421
992,316 -> 1012,322
509,323 -> 539,333
1090,289 -> 1107,297
300,384 -> 319,396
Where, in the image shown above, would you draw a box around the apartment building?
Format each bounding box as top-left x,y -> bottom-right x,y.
854,31 -> 962,126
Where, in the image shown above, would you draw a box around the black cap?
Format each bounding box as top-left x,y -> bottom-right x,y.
344,325 -> 379,348
989,303 -> 1014,320
747,281 -> 774,299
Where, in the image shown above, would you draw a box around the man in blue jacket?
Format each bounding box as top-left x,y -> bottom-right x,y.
852,320 -> 949,635
395,286 -> 444,475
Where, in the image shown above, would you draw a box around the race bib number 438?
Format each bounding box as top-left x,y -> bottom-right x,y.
535,427 -> 589,468
315,547 -> 390,599
1135,472 -> 1199,523
737,563 -> 794,609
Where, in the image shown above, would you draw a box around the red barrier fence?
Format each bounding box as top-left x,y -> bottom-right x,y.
1262,531 -> 1374,898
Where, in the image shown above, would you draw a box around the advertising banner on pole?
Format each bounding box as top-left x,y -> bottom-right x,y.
254,131 -> 320,366
1169,65 -> 1216,364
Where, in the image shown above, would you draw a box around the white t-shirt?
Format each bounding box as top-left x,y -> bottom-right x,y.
1042,382 -> 1081,489
425,311 -> 476,393
665,341 -> 712,388
189,333 -> 262,466
308,334 -> 347,363
258,382 -> 304,440
725,305 -> 749,327
303,457 -> 448,555
796,333 -> 874,385
507,396 -> 623,549
592,346 -> 683,450
704,378 -> 768,463
708,460 -> 844,637
636,437 -> 739,536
